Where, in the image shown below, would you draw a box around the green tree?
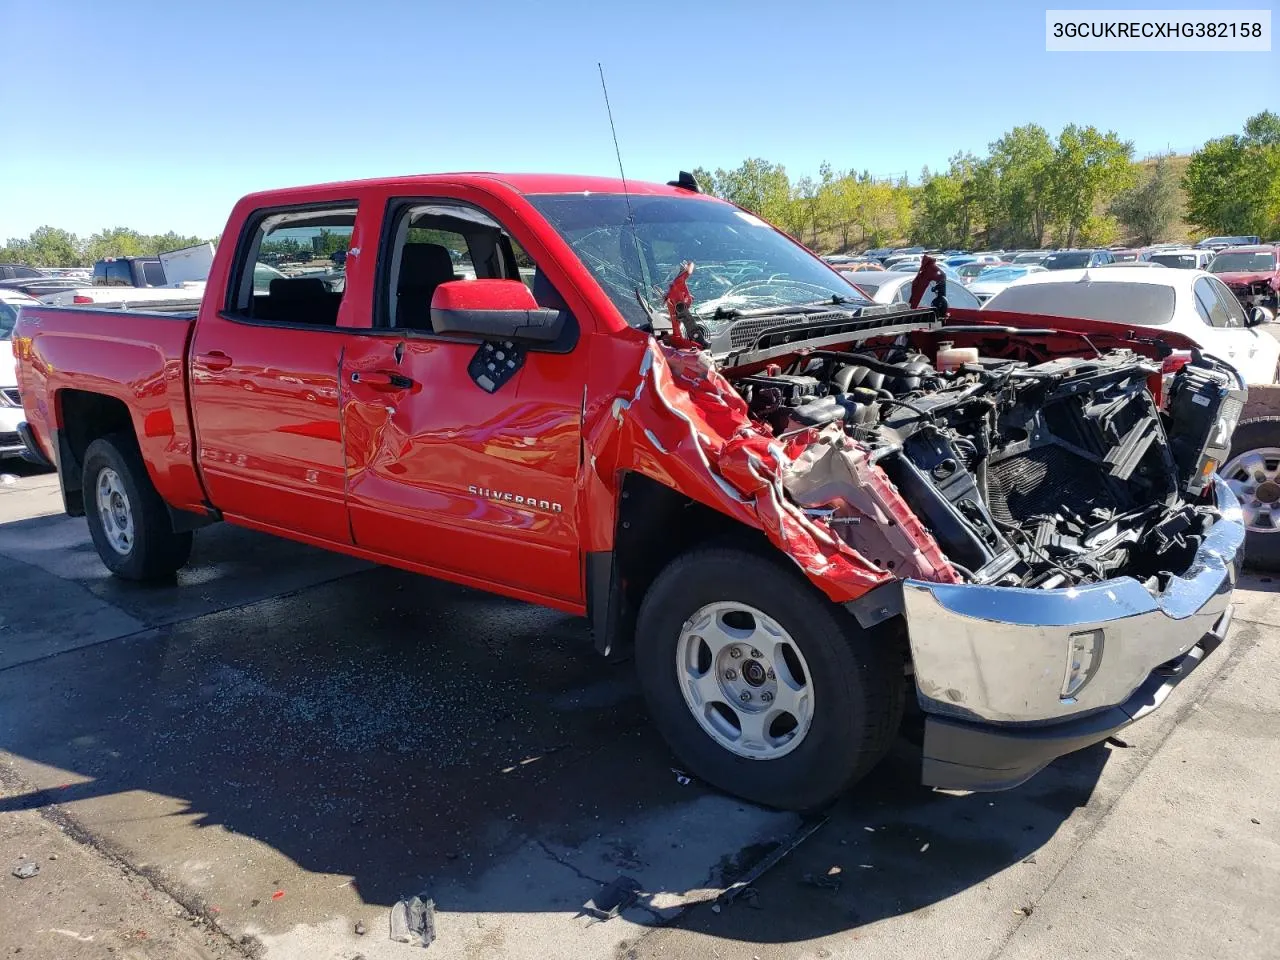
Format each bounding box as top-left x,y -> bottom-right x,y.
824,172 -> 864,251
1048,124 -> 1135,247
709,158 -> 792,226
84,227 -> 148,262
912,154 -> 988,249
1110,155 -> 1181,244
0,239 -> 34,264
145,232 -> 206,255
1244,110 -> 1280,147
987,124 -> 1056,247
1185,111 -> 1280,237
689,167 -> 716,197
20,227 -> 83,267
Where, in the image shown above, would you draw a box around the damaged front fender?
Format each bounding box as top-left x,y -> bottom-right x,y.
581,329 -> 958,612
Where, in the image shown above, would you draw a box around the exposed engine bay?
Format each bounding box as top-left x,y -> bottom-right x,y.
724,327 -> 1246,590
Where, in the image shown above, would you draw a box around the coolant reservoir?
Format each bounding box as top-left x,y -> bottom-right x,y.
936,341 -> 979,374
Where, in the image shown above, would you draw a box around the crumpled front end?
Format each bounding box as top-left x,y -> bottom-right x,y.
582,330 -> 938,603
586,325 -> 1245,604
909,479 -> 1243,790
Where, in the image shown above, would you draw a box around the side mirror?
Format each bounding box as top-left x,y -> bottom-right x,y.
1246,306 -> 1272,327
430,279 -> 565,344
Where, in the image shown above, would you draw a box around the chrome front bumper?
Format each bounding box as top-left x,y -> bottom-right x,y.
900,481 -> 1245,790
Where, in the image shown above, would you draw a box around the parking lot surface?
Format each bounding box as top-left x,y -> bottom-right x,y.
0,464 -> 1277,960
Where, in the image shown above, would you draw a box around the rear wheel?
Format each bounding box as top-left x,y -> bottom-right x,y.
635,547 -> 904,810
1222,418 -> 1280,572
83,434 -> 193,580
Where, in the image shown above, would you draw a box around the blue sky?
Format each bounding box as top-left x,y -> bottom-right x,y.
3,0 -> 1276,238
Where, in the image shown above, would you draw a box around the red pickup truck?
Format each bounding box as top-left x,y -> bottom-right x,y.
13,173 -> 1247,810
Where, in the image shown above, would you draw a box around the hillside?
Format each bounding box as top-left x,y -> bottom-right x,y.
1125,153 -> 1193,245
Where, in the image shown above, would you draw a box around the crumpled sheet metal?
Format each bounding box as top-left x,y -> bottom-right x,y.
585,333 -> 959,602
784,425 -> 961,584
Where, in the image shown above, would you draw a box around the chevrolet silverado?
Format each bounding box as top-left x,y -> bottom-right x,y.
12,173 -> 1248,809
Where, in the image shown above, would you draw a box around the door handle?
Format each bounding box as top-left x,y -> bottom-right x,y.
351,370 -> 414,391
196,351 -> 233,371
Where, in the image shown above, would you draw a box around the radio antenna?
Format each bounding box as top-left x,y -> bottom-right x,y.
597,63 -> 634,225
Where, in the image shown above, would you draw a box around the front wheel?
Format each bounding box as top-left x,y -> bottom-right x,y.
635,547 -> 904,810
83,434 -> 193,580
1222,417 -> 1280,571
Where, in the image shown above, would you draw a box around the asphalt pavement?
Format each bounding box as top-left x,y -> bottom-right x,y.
0,462 -> 1276,960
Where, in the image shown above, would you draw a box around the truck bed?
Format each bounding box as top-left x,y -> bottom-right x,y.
15,304 -> 209,514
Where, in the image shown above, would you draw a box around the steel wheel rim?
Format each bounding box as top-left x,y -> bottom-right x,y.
1223,447 -> 1280,535
675,601 -> 814,760
96,467 -> 134,555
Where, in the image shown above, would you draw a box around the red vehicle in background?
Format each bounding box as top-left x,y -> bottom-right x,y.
1208,244 -> 1280,318
11,173 -> 1248,809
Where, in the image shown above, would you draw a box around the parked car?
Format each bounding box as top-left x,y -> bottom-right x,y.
1196,235 -> 1261,252
1208,245 -> 1280,317
12,172 -> 1251,808
1010,251 -> 1051,265
0,264 -> 43,282
1109,248 -> 1143,263
0,290 -> 40,459
1148,248 -> 1215,270
0,276 -> 94,298
982,266 -> 1278,385
1093,261 -> 1167,269
965,264 -> 1047,303
955,261 -> 993,283
882,254 -> 920,270
1041,249 -> 1116,270
862,247 -> 893,261
982,265 -> 1279,567
847,270 -> 982,309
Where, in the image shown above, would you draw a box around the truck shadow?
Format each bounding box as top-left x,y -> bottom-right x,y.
0,516 -> 1137,945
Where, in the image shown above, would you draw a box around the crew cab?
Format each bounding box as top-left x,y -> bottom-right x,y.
12,174 -> 1248,809
92,255 -> 168,288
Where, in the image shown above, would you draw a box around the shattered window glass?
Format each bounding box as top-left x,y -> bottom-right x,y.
528,194 -> 869,329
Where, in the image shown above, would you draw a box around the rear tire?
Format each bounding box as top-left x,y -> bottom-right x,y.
1222,418 -> 1280,572
82,433 -> 193,580
635,547 -> 904,811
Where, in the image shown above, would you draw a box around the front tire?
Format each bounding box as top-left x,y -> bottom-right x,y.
1222,417 -> 1280,572
82,433 -> 193,580
635,547 -> 904,810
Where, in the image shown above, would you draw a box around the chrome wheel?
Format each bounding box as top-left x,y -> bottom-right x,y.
1223,447 -> 1280,535
95,467 -> 134,555
676,602 -> 814,760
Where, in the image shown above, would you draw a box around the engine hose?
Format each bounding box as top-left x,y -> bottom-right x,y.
878,398 -> 937,421
812,350 -> 930,380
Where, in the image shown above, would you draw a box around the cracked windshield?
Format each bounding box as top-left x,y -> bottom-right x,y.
529,194 -> 870,332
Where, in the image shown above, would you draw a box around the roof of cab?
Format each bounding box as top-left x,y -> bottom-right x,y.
238,173 -> 715,207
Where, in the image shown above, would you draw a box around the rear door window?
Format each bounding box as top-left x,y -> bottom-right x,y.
229,205 -> 356,327
141,261 -> 167,286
